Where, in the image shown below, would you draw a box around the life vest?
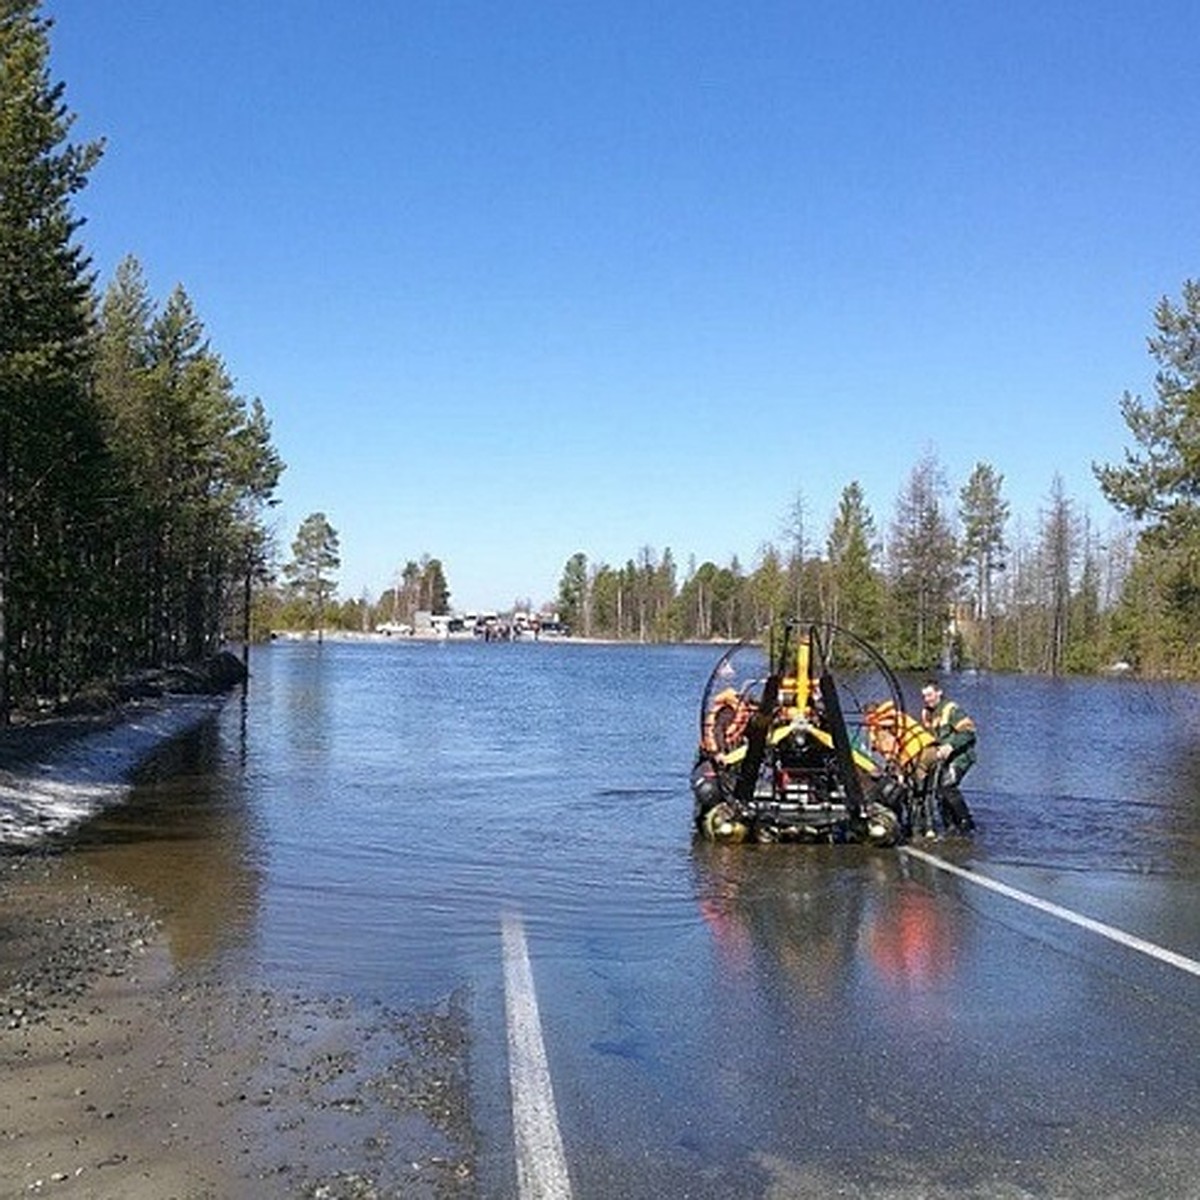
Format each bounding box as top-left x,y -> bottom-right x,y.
701,688 -> 752,754
922,700 -> 975,739
864,701 -> 935,771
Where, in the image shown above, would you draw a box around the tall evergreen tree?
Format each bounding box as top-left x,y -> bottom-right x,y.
747,543 -> 789,630
1095,280 -> 1200,669
93,257 -> 160,661
959,461 -> 1009,668
713,557 -> 745,640
1094,280 -> 1200,544
95,270 -> 283,661
556,551 -> 588,634
588,562 -> 617,638
1066,515 -> 1103,673
284,512 -> 340,639
633,546 -> 656,642
1037,475 -> 1076,676
0,0 -> 104,719
654,547 -> 678,640
826,481 -> 884,643
396,560 -> 421,623
420,556 -> 451,614
886,451 -> 959,668
677,560 -> 719,641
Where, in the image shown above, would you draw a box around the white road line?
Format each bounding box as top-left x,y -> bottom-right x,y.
501,909 -> 574,1200
902,846 -> 1200,978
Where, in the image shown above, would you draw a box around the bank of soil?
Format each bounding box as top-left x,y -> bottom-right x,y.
0,711 -> 477,1199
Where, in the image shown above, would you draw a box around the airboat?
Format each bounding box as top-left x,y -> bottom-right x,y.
690,619 -> 928,847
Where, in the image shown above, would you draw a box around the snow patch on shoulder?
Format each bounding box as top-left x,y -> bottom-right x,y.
0,696 -> 229,846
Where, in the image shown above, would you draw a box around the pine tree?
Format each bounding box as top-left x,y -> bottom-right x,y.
556,551 -> 588,634
826,481 -> 884,645
959,462 -> 1009,668
93,256 -> 158,661
677,560 -> 719,641
1036,475 -> 1076,676
1094,280 -> 1200,543
886,451 -> 960,668
0,0 -> 104,719
1095,280 -> 1200,669
95,270 -> 283,661
748,543 -> 789,631
284,513 -> 340,639
420,557 -> 450,615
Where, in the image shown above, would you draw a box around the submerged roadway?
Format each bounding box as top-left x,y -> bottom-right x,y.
486,836 -> 1200,1200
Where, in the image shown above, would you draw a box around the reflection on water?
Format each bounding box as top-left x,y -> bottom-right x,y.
693,841 -> 873,1003
90,640 -> 716,1002
70,719 -> 263,965
53,643 -> 1200,1185
860,875 -> 959,996
690,839 -> 966,1021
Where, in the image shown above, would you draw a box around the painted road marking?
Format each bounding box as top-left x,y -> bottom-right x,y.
903,846 -> 1200,978
502,909 -> 574,1200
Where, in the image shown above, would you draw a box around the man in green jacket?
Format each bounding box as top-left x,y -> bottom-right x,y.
920,679 -> 977,834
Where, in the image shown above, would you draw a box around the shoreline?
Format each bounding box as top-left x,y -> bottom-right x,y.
270,628 -> 736,647
0,695 -> 234,847
0,696 -> 476,1199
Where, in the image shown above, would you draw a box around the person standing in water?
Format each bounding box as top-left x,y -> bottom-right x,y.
919,679 -> 977,833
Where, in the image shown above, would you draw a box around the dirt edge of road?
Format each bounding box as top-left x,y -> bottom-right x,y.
0,708 -> 478,1199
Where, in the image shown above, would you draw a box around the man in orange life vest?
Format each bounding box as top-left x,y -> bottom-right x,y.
861,700 -> 937,836
920,679 -> 977,834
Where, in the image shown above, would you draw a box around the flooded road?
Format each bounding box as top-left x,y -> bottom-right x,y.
61,642 -> 1200,1196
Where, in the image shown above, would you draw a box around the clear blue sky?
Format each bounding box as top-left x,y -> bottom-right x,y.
46,1 -> 1200,613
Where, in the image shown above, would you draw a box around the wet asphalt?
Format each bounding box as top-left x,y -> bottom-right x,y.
479,831 -> 1200,1199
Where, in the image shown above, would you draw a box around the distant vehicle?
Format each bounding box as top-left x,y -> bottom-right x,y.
375,621 -> 412,637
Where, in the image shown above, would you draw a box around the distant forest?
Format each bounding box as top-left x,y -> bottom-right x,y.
549,321 -> 1200,678
271,276 -> 1200,677
291,331 -> 1200,679
278,267 -> 1200,676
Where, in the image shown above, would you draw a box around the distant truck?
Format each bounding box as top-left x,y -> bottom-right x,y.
375,621 -> 412,637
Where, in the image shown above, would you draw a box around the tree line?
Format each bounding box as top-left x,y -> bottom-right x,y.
554,276 -> 1200,679
272,277 -> 1200,679
0,2 -> 283,721
553,461 -> 1119,673
268,513 -> 452,637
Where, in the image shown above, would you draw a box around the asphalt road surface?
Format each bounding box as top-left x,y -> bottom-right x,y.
482,838 -> 1200,1200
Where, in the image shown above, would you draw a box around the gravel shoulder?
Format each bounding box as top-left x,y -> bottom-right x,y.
0,714 -> 477,1200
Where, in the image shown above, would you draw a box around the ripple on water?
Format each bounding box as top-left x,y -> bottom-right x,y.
51,646 -> 1200,1002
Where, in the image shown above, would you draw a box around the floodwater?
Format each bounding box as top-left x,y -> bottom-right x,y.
53,642 -> 1200,1195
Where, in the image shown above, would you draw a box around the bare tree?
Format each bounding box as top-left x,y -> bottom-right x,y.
1037,475 -> 1076,676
